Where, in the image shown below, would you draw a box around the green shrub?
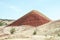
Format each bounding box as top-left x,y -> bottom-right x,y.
10,28 -> 15,34
33,31 -> 36,35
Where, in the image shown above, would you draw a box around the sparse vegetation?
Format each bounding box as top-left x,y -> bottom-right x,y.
0,22 -> 7,26
10,28 -> 15,34
0,22 -> 3,26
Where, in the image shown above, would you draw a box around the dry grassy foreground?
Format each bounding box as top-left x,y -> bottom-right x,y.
0,20 -> 60,40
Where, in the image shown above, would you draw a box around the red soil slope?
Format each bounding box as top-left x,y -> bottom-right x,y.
7,10 -> 51,27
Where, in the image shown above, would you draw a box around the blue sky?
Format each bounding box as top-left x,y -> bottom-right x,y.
0,0 -> 60,20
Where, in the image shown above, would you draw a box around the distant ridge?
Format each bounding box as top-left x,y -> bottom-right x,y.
0,19 -> 15,21
8,10 -> 51,27
0,19 -> 15,26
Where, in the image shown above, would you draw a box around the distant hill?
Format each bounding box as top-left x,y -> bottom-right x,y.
0,19 -> 15,21
8,10 -> 51,26
0,19 -> 15,26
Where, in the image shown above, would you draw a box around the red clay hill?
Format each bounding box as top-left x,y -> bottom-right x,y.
7,10 -> 51,27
